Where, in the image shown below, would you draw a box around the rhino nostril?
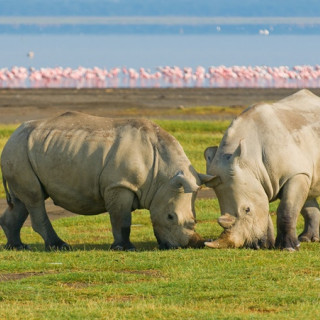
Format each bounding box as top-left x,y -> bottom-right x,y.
167,214 -> 174,221
185,221 -> 195,230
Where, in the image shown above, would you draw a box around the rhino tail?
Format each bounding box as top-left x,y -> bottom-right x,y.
2,177 -> 13,210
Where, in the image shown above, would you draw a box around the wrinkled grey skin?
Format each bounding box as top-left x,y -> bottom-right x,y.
1,112 -> 209,251
204,89 -> 320,251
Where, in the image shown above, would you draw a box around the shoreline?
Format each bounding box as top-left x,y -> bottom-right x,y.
1,87 -> 319,124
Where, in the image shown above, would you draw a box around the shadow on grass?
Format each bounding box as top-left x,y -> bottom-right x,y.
0,241 -> 160,252
71,241 -> 159,252
0,240 -> 209,252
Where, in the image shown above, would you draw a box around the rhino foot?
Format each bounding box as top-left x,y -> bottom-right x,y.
4,243 -> 31,251
275,236 -> 300,251
298,232 -> 320,243
111,242 -> 136,251
283,245 -> 300,252
45,241 -> 72,251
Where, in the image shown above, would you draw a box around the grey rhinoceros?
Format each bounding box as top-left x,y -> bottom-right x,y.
204,89 -> 320,251
1,111 -> 209,251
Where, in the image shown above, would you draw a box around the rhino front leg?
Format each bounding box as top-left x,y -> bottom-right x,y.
27,202 -> 70,251
105,188 -> 136,251
276,174 -> 310,251
299,198 -> 320,242
0,198 -> 30,250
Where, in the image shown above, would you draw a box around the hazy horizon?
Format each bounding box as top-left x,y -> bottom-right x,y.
1,0 -> 320,35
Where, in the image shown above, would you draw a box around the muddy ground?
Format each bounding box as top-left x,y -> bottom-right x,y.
1,87 -> 318,226
2,87 -> 319,123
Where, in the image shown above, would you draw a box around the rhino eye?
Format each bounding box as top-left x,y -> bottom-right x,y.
245,207 -> 251,214
167,214 -> 174,221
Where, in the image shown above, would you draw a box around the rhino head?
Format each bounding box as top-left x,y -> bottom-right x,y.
204,141 -> 275,249
150,170 -> 209,249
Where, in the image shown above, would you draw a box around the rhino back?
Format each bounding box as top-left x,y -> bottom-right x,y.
26,112 -> 165,213
215,89 -> 320,197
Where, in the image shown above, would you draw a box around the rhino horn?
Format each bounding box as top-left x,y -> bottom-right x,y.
204,238 -> 232,249
218,213 -> 236,229
170,171 -> 199,193
231,139 -> 247,162
204,146 -> 218,164
204,214 -> 237,249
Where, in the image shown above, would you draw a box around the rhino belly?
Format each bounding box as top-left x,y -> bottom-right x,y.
49,190 -> 106,215
32,164 -> 106,214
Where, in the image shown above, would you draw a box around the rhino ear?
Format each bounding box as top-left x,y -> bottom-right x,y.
170,171 -> 199,193
204,146 -> 218,165
198,173 -> 222,188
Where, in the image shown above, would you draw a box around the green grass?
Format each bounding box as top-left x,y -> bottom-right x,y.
0,206 -> 319,319
0,125 -> 18,199
0,121 -> 320,319
155,120 -> 229,173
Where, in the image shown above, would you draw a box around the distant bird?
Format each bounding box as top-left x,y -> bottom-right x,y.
259,29 -> 269,36
1,65 -> 320,89
27,51 -> 34,59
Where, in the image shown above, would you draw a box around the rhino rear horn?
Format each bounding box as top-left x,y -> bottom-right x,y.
170,171 -> 199,193
231,139 -> 247,162
204,146 -> 218,169
218,214 -> 236,229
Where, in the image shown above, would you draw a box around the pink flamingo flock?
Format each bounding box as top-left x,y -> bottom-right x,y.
1,65 -> 320,88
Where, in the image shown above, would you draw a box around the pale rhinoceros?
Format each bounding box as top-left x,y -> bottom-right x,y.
204,89 -> 320,251
1,111 -> 209,251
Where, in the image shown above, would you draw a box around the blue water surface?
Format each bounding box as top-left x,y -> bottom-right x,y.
1,34 -> 320,69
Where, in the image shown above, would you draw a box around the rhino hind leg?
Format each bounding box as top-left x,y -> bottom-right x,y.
26,202 -> 71,251
0,198 -> 30,250
3,178 -> 70,251
105,188 -> 136,251
299,199 -> 320,242
275,174 -> 310,251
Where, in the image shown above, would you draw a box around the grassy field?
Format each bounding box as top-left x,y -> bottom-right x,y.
0,121 -> 319,320
0,125 -> 18,199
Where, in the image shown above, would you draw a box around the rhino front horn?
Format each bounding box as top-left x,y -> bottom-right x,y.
204,238 -> 230,249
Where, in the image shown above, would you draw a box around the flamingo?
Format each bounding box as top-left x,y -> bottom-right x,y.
1,65 -> 320,89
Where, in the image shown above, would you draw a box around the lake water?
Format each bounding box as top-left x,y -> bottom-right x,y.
1,34 -> 320,88
1,34 -> 320,69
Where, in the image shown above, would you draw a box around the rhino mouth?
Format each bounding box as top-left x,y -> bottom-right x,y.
156,233 -> 205,250
205,213 -> 275,249
154,232 -> 177,250
205,234 -> 274,249
243,237 -> 275,250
